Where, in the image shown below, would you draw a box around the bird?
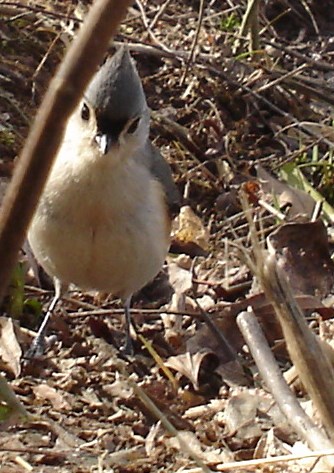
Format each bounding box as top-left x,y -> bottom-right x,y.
27,46 -> 179,357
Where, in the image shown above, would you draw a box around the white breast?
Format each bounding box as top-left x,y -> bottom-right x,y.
28,129 -> 170,299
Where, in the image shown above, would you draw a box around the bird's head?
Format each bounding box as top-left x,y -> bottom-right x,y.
76,47 -> 150,162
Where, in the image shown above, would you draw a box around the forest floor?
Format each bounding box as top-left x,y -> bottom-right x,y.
1,1 -> 334,472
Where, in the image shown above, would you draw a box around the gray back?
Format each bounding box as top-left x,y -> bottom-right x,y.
142,142 -> 180,215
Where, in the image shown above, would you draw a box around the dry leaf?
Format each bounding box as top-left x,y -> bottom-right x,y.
0,317 -> 21,377
167,430 -> 224,463
224,393 -> 263,440
224,390 -> 291,439
186,323 -> 248,386
32,384 -> 71,411
171,205 -> 209,256
216,188 -> 241,217
268,220 -> 334,297
165,351 -> 213,390
168,261 -> 193,295
257,165 -> 315,217
132,384 -> 194,431
215,360 -> 249,388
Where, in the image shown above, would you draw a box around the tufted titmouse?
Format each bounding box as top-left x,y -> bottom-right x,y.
27,46 -> 179,356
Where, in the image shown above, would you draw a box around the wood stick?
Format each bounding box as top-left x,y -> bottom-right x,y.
237,309 -> 334,460
262,255 -> 334,440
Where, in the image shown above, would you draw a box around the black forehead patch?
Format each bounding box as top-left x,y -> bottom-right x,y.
95,113 -> 128,139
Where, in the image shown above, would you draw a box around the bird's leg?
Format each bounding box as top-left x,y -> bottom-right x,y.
121,296 -> 134,355
25,278 -> 63,359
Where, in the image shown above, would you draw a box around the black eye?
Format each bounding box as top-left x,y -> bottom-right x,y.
127,117 -> 140,134
81,103 -> 90,121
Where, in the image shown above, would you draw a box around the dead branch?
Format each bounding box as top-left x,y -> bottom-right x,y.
233,0 -> 261,55
237,309 -> 334,463
262,255 -> 334,440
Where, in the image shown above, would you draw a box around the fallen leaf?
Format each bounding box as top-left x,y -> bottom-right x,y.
171,205 -> 210,256
224,392 -> 263,440
0,317 -> 21,377
224,390 -> 291,440
187,293 -> 332,362
165,351 -> 210,390
280,161 -> 334,224
32,384 -> 71,411
257,164 -> 315,218
131,383 -> 194,431
186,323 -> 248,387
216,188 -> 242,217
168,261 -> 193,295
268,219 -> 334,297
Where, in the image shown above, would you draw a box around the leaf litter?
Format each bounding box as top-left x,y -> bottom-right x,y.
2,0 -> 334,472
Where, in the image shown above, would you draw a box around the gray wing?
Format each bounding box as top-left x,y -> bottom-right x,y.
141,141 -> 180,216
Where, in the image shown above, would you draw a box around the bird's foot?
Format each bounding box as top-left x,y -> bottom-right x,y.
119,334 -> 134,356
24,335 -> 46,360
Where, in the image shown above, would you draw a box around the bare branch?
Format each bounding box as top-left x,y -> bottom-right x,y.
237,309 -> 334,463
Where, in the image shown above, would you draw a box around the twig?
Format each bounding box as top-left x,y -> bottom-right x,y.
254,64 -> 308,95
0,1 -> 80,22
135,0 -> 173,53
186,448 -> 334,472
194,298 -> 238,363
233,0 -> 260,55
180,0 -> 205,85
239,191 -> 334,439
263,38 -> 334,72
129,380 -> 212,473
0,0 -> 132,301
203,63 -> 334,149
31,30 -> 62,103
257,199 -> 286,221
150,0 -> 173,30
299,0 -> 319,34
261,255 -> 334,440
237,309 -> 334,459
